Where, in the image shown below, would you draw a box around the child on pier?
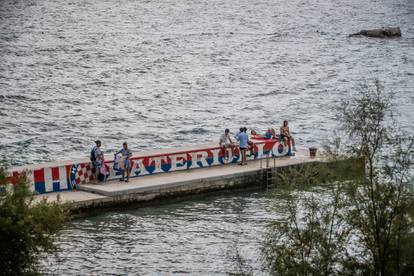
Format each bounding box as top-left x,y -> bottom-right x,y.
116,142 -> 132,182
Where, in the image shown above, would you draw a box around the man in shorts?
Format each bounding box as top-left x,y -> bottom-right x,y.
116,142 -> 132,182
236,127 -> 249,165
219,129 -> 234,160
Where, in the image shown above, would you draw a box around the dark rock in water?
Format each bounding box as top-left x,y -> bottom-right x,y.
349,27 -> 401,38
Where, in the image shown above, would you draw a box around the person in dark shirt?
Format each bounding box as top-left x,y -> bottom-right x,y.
91,140 -> 103,183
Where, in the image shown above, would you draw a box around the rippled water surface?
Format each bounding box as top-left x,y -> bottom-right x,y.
44,191 -> 280,275
1,0 -> 413,274
1,0 -> 413,166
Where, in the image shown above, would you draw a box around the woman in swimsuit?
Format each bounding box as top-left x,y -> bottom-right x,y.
280,120 -> 296,151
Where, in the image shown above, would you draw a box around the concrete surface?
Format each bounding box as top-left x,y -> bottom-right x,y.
33,190 -> 110,209
33,149 -> 320,211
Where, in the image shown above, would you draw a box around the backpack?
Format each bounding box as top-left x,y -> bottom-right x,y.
90,147 -> 97,162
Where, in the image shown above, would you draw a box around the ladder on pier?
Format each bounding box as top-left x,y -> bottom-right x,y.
260,154 -> 278,191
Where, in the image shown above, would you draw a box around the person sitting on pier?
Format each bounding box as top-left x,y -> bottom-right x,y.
250,128 -> 275,139
236,127 -> 249,166
264,128 -> 276,139
90,140 -> 104,184
116,142 -> 132,182
280,120 -> 296,151
219,128 -> 234,160
245,127 -> 256,155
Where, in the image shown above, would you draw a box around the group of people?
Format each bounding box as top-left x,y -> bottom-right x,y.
90,140 -> 132,183
89,120 -> 296,183
219,127 -> 249,165
219,120 -> 296,166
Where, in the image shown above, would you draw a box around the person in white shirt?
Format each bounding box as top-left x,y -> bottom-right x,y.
219,129 -> 234,160
116,142 -> 133,182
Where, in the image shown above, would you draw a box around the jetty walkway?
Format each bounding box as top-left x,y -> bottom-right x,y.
33,148 -> 318,211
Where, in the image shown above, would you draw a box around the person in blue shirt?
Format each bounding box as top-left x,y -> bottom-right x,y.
236,127 -> 249,165
264,128 -> 277,139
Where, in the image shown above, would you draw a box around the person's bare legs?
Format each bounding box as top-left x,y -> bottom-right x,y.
286,136 -> 295,151
240,149 -> 247,165
93,165 -> 100,184
239,149 -> 244,165
221,146 -> 227,160
126,167 -> 130,182
290,136 -> 296,151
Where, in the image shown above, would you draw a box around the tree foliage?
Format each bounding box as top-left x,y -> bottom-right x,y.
261,160 -> 360,275
0,168 -> 69,275
337,80 -> 414,275
261,80 -> 414,275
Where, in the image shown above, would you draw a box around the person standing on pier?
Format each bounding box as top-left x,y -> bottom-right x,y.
116,142 -> 132,182
91,140 -> 103,183
219,128 -> 234,161
236,127 -> 249,165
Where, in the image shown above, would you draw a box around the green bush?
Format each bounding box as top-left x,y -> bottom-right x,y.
261,80 -> 414,276
0,168 -> 69,275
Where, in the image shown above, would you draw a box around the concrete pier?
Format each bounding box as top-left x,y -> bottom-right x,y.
33,149 -> 323,211
11,137 -> 294,195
